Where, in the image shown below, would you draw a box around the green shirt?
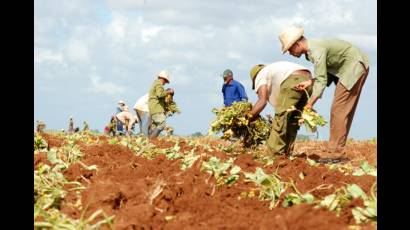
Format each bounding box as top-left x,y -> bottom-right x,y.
148,79 -> 168,115
306,39 -> 369,98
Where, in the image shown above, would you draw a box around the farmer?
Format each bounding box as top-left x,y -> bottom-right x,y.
148,70 -> 174,138
247,62 -> 313,157
115,106 -> 138,136
221,69 -> 248,106
68,117 -> 74,134
279,26 -> 370,160
116,100 -> 126,114
36,120 -> 46,133
104,116 -> 116,136
133,93 -> 151,136
83,121 -> 89,131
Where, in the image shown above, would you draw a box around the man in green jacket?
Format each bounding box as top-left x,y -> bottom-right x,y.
148,70 -> 174,137
279,26 -> 370,160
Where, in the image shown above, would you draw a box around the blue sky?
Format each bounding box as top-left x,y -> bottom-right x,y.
34,0 -> 377,140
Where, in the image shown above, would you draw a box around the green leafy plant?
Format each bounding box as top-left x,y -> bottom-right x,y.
35,134 -> 48,151
243,167 -> 286,209
351,183 -> 377,224
165,94 -> 181,117
282,180 -> 315,207
181,150 -> 200,171
353,160 -> 377,177
201,157 -> 240,186
208,101 -> 271,148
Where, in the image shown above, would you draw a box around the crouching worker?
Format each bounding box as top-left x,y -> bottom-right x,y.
247,62 -> 313,158
148,70 -> 174,138
115,106 -> 138,136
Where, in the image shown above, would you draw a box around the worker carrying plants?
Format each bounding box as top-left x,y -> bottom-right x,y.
133,93 -> 151,136
279,26 -> 369,160
247,62 -> 313,158
221,69 -> 248,106
148,70 -> 174,138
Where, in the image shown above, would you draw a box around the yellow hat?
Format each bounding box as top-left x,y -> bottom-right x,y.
249,64 -> 265,89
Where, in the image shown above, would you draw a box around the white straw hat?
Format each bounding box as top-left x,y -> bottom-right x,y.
158,70 -> 171,83
279,26 -> 304,54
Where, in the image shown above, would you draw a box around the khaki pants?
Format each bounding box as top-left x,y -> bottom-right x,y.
329,64 -> 369,150
267,74 -> 312,156
151,113 -> 166,131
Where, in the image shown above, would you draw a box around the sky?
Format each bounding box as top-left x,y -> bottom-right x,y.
34,0 -> 377,140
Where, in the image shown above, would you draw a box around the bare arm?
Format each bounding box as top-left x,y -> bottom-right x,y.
249,85 -> 269,117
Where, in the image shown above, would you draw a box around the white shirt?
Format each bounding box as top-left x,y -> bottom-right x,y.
254,61 -> 311,108
116,111 -> 138,131
133,94 -> 149,112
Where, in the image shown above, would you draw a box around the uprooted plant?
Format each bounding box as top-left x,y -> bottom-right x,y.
208,101 -> 271,148
164,94 -> 181,117
201,156 -> 241,186
287,89 -> 327,133
243,167 -> 287,209
317,183 -> 377,224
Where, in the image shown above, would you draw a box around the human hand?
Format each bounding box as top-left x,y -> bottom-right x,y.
304,103 -> 316,113
245,112 -> 259,122
294,80 -> 313,91
167,88 -> 174,95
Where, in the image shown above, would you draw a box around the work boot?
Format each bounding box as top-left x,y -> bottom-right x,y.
314,149 -> 348,164
149,128 -> 162,138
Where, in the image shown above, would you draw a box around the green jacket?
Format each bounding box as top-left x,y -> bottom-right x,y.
148,79 -> 168,115
306,39 -> 370,98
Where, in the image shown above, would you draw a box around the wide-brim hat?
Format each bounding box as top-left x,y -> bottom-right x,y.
279,26 -> 304,54
249,64 -> 266,90
158,70 -> 171,83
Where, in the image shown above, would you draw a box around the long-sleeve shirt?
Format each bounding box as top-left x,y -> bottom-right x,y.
148,79 -> 168,115
222,79 -> 248,106
306,39 -> 369,98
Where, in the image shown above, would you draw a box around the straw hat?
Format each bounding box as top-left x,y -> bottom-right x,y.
249,64 -> 265,89
158,70 -> 171,83
118,99 -> 125,105
279,26 -> 304,54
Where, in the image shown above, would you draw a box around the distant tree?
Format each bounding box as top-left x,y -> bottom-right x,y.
90,129 -> 100,134
191,132 -> 203,137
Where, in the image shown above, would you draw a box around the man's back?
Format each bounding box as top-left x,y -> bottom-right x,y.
148,79 -> 166,115
222,80 -> 248,106
134,94 -> 149,112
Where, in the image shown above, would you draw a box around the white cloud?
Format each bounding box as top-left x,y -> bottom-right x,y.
35,48 -> 64,64
106,0 -> 146,9
336,34 -> 377,52
65,40 -> 90,63
86,75 -> 125,96
141,26 -> 162,43
226,51 -> 241,60
105,13 -> 128,43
